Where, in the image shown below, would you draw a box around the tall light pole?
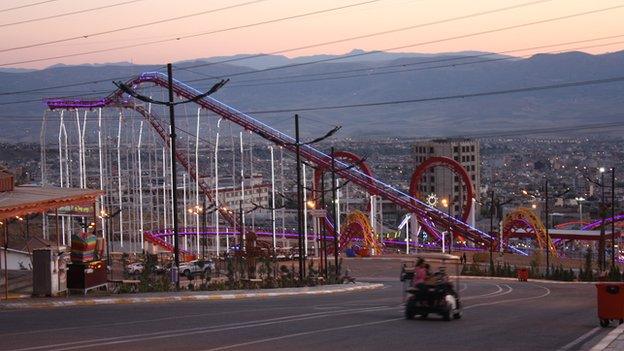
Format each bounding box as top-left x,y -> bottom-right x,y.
599,166 -> 606,272
441,197 -> 450,253
331,147 -> 339,277
294,114 -> 305,281
611,167 -> 616,271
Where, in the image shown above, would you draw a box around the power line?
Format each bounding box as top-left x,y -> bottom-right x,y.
228,38 -> 624,88
0,0 -> 60,13
0,66 -> 167,96
0,0 -> 380,67
0,0 -> 146,28
182,3 -> 624,83
4,62 -> 624,113
4,33 -> 623,99
0,0 -> 374,54
410,121 -> 624,140
0,0 -> 590,94
177,0 -> 553,73
0,4 -> 620,100
4,112 -> 624,141
0,0 -> 269,53
245,75 -> 624,114
228,33 -> 624,85
0,0 -> 619,111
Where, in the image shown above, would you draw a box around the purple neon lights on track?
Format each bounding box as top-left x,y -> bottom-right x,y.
582,214 -> 624,230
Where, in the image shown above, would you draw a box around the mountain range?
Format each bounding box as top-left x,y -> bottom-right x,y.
1,49 -> 623,142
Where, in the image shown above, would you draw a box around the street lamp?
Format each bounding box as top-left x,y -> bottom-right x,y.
488,192 -> 513,269
441,197 -> 451,253
542,181 -> 570,277
98,207 -> 121,279
599,167 -> 606,271
574,197 -> 586,222
583,167 -> 615,271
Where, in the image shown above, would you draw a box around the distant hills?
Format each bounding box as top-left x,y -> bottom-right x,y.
1,49 -> 623,142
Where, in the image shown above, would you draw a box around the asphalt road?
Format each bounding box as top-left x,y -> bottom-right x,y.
0,277 -> 614,351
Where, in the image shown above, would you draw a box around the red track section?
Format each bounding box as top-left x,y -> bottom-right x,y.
409,156 -> 474,223
46,72 -> 506,251
144,232 -> 195,261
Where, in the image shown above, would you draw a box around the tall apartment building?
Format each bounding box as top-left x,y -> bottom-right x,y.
412,138 -> 480,217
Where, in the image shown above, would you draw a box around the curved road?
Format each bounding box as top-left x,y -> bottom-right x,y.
0,277 -> 612,351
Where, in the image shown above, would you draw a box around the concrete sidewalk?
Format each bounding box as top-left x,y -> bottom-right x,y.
0,282 -> 383,310
591,323 -> 624,350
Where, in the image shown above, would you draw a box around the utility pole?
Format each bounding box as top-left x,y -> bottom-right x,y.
544,179 -> 550,277
239,199 -> 245,252
331,147 -> 339,277
600,168 -> 606,272
202,197 -> 207,259
167,63 -> 181,290
295,114 -> 305,281
611,167 -> 616,270
321,172 -> 328,278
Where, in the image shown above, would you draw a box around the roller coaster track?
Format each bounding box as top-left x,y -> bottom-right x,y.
46,71 -> 525,255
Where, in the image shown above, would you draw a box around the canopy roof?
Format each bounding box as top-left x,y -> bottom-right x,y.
0,186 -> 103,220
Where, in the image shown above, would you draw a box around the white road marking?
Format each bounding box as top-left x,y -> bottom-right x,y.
557,327 -> 602,350
201,318 -> 405,351
462,284 -> 504,300
200,283 -> 552,351
464,284 -> 551,310
7,281 -> 558,351
0,306 -> 302,337
15,306 -> 395,351
589,323 -> 624,351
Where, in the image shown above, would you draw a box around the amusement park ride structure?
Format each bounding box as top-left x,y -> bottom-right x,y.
40,71 -> 622,258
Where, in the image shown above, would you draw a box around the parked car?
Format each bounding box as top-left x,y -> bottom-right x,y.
125,262 -> 144,274
126,262 -> 164,275
178,259 -> 216,277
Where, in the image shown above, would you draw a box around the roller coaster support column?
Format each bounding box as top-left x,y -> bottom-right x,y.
469,198 -> 476,228
321,172 -> 328,278
167,63 -> 181,290
369,195 -> 376,255
410,214 -> 419,254
405,218 -> 410,255
295,115 -> 305,281
331,147 -> 339,277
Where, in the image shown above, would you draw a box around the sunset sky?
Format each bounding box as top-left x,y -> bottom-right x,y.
1,0 -> 623,69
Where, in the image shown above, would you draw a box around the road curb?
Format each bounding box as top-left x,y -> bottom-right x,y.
590,323 -> 624,350
0,283 -> 383,310
454,275 -> 600,285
